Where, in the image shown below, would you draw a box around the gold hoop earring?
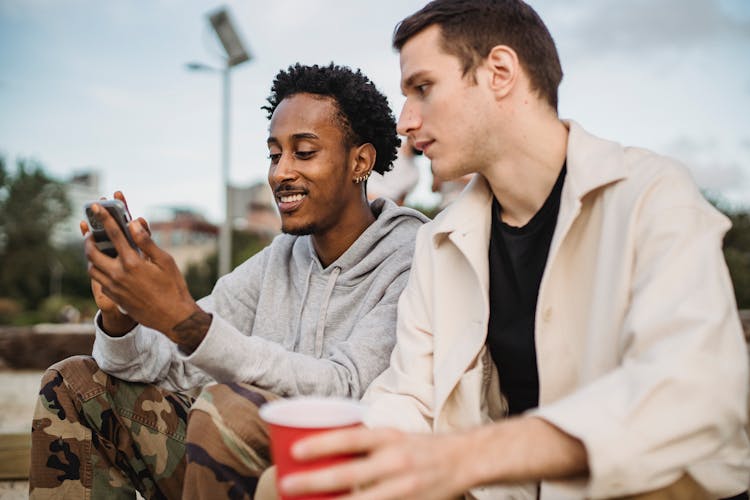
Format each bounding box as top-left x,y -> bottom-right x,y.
353,171 -> 371,184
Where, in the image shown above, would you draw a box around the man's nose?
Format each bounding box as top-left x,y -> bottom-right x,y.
268,154 -> 296,186
397,100 -> 420,137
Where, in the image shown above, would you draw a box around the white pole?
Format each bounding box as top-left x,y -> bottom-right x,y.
218,65 -> 232,277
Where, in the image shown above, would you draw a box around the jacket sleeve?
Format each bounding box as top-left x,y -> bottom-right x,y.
534,168 -> 750,497
182,266 -> 410,399
91,247 -> 269,392
363,227 -> 436,433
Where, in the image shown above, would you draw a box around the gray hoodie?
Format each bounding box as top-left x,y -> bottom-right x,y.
92,198 -> 428,398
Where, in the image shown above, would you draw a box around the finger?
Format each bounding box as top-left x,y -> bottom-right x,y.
83,229 -> 118,272
80,220 -> 90,236
92,203 -> 139,259
135,216 -> 151,235
293,427 -> 394,461
86,261 -> 119,300
129,221 -> 170,267
282,456 -> 383,497
114,191 -> 132,218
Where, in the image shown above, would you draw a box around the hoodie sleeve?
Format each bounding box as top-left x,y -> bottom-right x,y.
91,247 -> 270,392
182,266 -> 410,399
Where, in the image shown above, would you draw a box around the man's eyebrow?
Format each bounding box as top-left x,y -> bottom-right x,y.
266,132 -> 319,145
292,133 -> 319,141
402,70 -> 430,91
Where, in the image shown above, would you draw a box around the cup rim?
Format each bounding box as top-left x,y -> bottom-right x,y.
259,396 -> 364,429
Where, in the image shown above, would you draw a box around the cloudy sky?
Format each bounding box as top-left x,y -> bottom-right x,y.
1,0 -> 749,222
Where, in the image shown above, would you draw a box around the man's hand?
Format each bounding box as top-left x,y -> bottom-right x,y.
280,427 -> 473,500
83,193 -> 210,352
80,192 -> 145,334
280,417 -> 588,500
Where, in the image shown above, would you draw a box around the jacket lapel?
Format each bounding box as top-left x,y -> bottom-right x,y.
431,176 -> 494,415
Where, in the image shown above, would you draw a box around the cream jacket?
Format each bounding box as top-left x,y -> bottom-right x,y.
364,122 -> 750,499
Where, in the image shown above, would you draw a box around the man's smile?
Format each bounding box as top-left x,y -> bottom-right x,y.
276,191 -> 307,213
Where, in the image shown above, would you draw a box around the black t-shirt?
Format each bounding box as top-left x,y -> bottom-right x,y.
486,164 -> 566,415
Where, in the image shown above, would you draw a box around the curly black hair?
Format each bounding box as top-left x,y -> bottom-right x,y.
262,63 -> 400,175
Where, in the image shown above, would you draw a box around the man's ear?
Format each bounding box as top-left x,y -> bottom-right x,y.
485,44 -> 519,100
351,142 -> 377,181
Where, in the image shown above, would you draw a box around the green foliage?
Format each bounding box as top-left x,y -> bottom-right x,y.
56,242 -> 95,299
406,202 -> 440,221
0,157 -> 72,308
723,210 -> 750,309
708,195 -> 750,309
185,252 -> 217,300
184,230 -> 273,300
232,231 -> 271,267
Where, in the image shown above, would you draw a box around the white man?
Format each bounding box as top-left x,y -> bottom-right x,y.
277,2 -> 750,499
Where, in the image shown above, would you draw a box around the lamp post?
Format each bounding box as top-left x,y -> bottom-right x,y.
186,7 -> 250,278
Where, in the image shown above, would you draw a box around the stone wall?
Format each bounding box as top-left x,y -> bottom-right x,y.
0,323 -> 94,370
1,311 -> 749,370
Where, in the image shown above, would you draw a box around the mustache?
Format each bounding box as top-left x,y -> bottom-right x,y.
274,184 -> 308,195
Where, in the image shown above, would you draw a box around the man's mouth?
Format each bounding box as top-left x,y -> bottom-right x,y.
276,191 -> 307,213
414,139 -> 435,156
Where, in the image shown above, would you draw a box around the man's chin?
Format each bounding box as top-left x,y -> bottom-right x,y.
281,222 -> 316,236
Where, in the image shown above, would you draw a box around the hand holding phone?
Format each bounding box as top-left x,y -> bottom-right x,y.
84,199 -> 138,257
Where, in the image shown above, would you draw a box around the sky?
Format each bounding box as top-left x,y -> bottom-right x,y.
1,0 -> 749,223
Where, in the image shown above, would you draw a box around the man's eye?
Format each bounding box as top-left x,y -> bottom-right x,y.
268,153 -> 281,164
295,151 -> 316,159
416,83 -> 430,95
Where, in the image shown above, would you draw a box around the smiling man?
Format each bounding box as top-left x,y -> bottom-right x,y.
29,63 -> 427,499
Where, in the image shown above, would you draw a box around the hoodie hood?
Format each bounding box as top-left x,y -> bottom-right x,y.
303,198 -> 429,281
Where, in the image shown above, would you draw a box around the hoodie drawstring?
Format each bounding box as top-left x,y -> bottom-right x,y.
314,266 -> 340,357
292,259 -> 315,351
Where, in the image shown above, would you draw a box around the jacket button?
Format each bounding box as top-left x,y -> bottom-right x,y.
542,307 -> 553,322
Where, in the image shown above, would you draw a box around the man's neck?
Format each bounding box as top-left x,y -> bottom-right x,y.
482,116 -> 568,227
312,198 -> 375,268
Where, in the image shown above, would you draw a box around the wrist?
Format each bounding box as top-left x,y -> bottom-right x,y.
169,306 -> 212,354
99,310 -> 137,336
457,424 -> 501,489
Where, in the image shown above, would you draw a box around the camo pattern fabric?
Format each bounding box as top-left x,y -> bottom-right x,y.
183,382 -> 280,500
29,355 -> 194,499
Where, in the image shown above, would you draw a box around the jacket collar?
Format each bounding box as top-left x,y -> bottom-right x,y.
431,119 -> 628,246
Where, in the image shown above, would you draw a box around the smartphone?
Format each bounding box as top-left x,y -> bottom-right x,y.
84,199 -> 138,257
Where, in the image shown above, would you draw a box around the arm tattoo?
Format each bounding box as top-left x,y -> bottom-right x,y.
172,310 -> 213,354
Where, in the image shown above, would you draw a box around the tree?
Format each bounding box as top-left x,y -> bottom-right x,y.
708,196 -> 750,310
0,157 -> 71,308
724,209 -> 750,309
184,230 -> 272,299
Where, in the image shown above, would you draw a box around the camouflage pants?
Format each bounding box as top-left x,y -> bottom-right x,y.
30,356 -> 278,499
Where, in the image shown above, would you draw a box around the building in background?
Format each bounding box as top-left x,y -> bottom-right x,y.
149,207 -> 219,273
229,181 -> 280,237
53,170 -> 102,247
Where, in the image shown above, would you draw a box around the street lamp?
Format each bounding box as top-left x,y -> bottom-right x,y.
186,7 -> 251,278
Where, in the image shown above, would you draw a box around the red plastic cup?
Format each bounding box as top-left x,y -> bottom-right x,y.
259,397 -> 364,500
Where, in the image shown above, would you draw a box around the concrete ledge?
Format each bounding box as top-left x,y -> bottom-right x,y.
0,323 -> 95,370
0,433 -> 30,480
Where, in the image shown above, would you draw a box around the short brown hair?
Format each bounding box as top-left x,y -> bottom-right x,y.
393,0 -> 563,110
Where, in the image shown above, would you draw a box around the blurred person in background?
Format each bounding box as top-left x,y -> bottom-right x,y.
431,169 -> 473,210
276,1 -> 750,499
367,139 -> 422,206
29,63 -> 427,499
